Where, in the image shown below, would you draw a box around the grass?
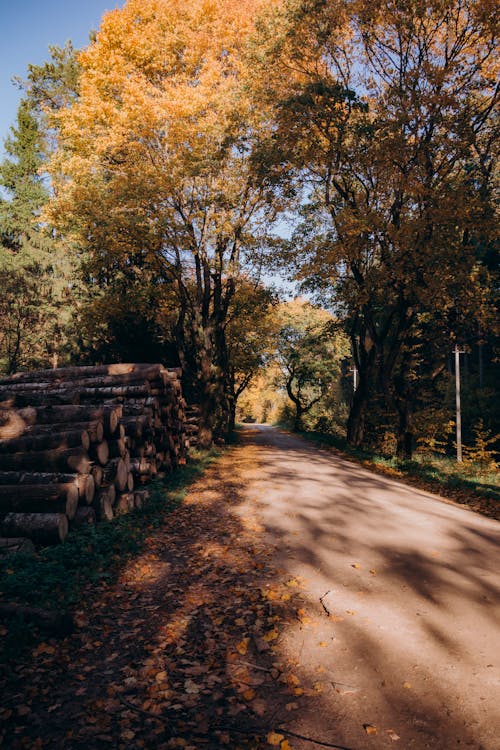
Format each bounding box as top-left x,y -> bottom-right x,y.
0,448 -> 220,656
284,428 -> 500,513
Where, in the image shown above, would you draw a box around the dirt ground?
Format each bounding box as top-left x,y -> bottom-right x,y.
1,425 -> 499,749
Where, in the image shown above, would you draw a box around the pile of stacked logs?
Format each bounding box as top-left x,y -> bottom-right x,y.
0,364 -> 188,547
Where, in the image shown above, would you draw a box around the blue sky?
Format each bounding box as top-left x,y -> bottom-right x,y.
0,0 -> 123,157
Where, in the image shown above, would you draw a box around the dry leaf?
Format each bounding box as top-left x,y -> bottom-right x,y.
267,732 -> 284,746
236,638 -> 249,655
403,682 -> 412,689
263,629 -> 279,642
285,702 -> 299,711
363,724 -> 378,735
352,563 -> 361,569
386,729 -> 401,741
280,741 -> 292,750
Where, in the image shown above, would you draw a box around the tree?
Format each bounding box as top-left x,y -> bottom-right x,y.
255,0 -> 499,456
47,0 -> 283,447
0,99 -> 73,372
274,299 -> 347,431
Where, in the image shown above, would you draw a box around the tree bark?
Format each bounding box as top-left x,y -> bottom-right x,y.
0,484 -> 79,519
0,447 -> 92,474
1,512 -> 69,544
14,405 -> 122,435
0,428 -> 90,454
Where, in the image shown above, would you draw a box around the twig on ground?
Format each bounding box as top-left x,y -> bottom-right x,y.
319,590 -> 332,616
277,726 -> 355,750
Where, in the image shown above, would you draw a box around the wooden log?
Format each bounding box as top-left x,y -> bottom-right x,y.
0,427 -> 90,454
94,483 -> 116,517
0,484 -> 79,520
1,512 -> 68,545
0,390 -> 81,407
0,603 -> 74,636
0,537 -> 36,556
102,457 -> 128,491
90,440 -> 109,466
78,385 -> 151,400
10,419 -> 104,445
134,490 -> 149,510
126,472 -> 134,492
0,471 -> 89,496
115,493 -> 135,516
107,438 -> 127,459
0,363 -> 172,385
72,507 -> 96,527
91,465 -> 103,487
15,405 -> 122,435
0,447 -> 92,474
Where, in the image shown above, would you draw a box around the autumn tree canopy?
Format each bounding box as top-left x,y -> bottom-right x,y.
47,0 -> 282,446
254,0 -> 499,455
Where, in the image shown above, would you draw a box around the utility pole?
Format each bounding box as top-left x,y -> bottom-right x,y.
454,345 -> 465,462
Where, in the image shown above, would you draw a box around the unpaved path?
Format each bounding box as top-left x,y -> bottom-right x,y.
243,425 -> 500,749
1,425 -> 499,750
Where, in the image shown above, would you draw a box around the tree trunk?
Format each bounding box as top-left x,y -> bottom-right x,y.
346,382 -> 368,447
1,512 -> 68,544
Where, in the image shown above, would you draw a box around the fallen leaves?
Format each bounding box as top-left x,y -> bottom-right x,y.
363,723 -> 378,735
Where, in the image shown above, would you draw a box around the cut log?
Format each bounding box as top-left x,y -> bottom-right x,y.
0,447 -> 92,474
115,493 -> 135,516
127,472 -> 134,492
0,537 -> 36,556
1,512 -> 68,545
0,363 -> 172,385
15,405 -> 122,435
90,440 -> 109,466
107,438 -> 127,459
0,428 -> 90,454
94,485 -> 116,521
0,471 -> 88,495
0,484 -> 79,520
79,385 -> 151,400
72,507 -> 96,527
0,390 -> 81,407
91,465 -> 103,487
102,457 -> 128,491
0,603 -> 74,636
134,490 -> 149,510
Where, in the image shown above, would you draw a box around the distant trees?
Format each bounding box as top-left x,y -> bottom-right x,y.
274,300 -> 347,431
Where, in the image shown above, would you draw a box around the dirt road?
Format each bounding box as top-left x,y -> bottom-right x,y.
243,425 -> 500,749
2,425 -> 499,750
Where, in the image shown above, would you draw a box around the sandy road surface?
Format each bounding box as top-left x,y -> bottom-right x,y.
241,425 -> 500,750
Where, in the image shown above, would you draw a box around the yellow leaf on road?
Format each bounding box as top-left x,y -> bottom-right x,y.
263,629 -> 279,642
267,732 -> 284,745
236,638 -> 249,655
